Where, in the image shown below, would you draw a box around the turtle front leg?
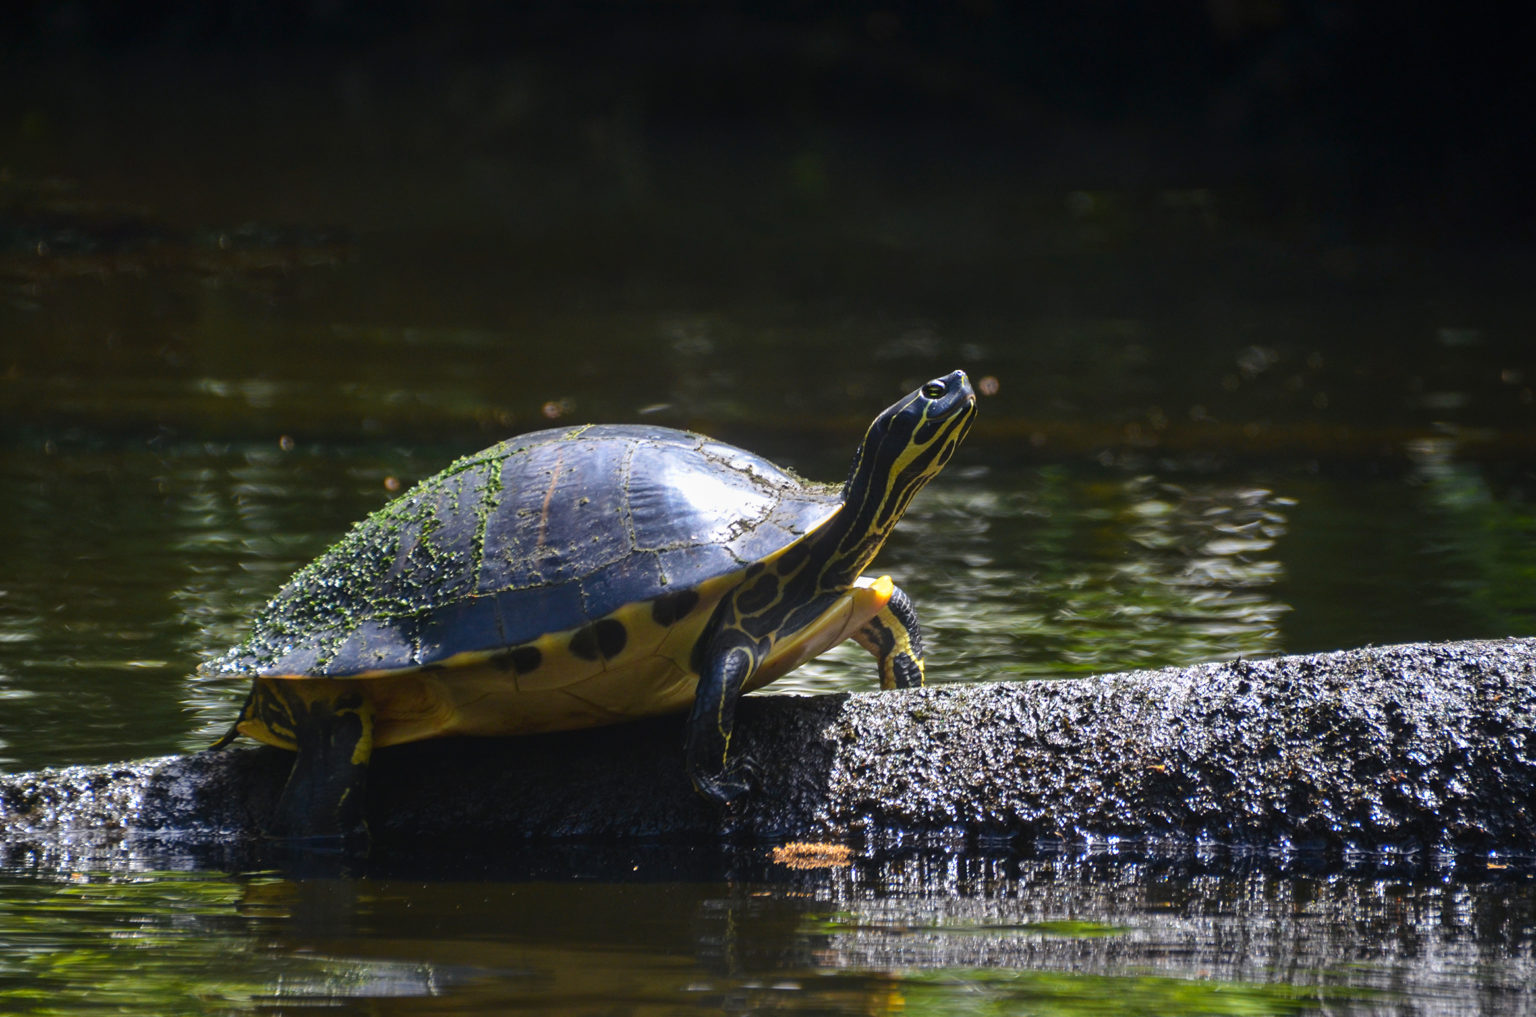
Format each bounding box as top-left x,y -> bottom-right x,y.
258,680 -> 375,844
686,640 -> 762,808
853,583 -> 927,689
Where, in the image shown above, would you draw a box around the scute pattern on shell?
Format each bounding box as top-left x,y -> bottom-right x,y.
203,424 -> 842,678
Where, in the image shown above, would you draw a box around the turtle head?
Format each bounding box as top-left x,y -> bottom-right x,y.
833,370 -> 977,571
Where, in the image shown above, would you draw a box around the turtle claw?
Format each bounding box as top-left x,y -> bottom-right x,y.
693,756 -> 762,810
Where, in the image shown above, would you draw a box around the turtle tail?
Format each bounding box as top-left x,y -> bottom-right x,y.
208,685 -> 256,750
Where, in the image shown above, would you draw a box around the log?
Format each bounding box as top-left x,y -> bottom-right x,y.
2,638 -> 1534,867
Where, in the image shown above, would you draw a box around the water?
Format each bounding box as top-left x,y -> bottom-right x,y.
3,851 -> 1535,1015
3,48 -> 1536,1016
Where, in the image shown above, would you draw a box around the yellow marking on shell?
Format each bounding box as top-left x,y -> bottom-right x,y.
241,573 -> 745,749
236,536 -> 890,753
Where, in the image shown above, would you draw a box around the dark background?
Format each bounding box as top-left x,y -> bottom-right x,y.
5,1 -> 1532,243
6,1 -> 1534,451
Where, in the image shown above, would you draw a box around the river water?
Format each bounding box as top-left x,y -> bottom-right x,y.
2,56 -> 1535,1015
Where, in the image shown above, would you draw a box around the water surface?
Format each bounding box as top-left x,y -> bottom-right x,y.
3,51 -> 1535,1017
3,848 -> 1534,1015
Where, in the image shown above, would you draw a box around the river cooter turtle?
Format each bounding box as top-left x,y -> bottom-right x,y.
207,370 -> 977,840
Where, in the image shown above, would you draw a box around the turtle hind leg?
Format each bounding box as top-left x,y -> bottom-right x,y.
262,682 -> 375,846
853,584 -> 927,690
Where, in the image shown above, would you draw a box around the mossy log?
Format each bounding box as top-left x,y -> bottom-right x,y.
2,638 -> 1534,866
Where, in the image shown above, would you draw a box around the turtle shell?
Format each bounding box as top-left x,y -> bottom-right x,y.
205,424 -> 843,681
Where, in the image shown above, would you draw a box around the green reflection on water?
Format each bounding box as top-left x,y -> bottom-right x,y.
890,968 -> 1328,1016
0,872 -> 313,1014
0,869 -> 1389,1016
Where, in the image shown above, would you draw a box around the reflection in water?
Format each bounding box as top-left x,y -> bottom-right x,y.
2,853 -> 1530,1015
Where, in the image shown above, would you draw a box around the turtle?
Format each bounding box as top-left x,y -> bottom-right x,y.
207,370 -> 977,841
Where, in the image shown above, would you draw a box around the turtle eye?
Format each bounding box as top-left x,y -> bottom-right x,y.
921,380 -> 946,399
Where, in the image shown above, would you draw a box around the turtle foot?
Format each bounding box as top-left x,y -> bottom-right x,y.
692,756 -> 762,810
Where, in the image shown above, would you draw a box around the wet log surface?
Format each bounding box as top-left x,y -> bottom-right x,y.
2,638 -> 1534,868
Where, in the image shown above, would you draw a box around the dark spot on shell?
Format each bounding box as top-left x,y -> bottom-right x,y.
570,618 -> 628,661
651,589 -> 701,627
491,645 -> 542,674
